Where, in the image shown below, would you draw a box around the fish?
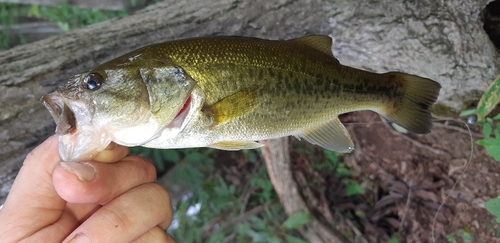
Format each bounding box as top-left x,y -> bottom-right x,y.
41,35 -> 441,161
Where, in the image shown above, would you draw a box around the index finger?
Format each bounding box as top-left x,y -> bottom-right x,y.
0,135 -> 67,239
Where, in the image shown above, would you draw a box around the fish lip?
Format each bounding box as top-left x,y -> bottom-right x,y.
41,92 -> 77,135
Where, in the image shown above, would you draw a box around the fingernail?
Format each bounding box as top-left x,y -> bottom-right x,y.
60,162 -> 96,182
67,233 -> 91,243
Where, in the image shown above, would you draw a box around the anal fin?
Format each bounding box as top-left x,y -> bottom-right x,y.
297,117 -> 354,153
209,141 -> 263,150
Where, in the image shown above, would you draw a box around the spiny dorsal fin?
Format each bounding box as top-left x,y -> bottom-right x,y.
289,35 -> 335,57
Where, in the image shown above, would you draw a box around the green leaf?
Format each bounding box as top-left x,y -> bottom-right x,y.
459,109 -> 477,117
152,149 -> 165,172
237,224 -> 266,242
493,113 -> 500,120
446,234 -> 458,243
477,139 -> 500,161
205,231 -> 225,243
285,235 -> 308,243
131,146 -> 152,158
282,212 -> 311,229
483,123 -> 493,137
248,215 -> 267,230
388,236 -> 401,243
457,229 -> 474,242
346,182 -> 365,196
185,152 -> 204,163
342,179 -> 365,196
243,149 -> 258,163
153,149 -> 163,162
323,149 -> 340,165
57,21 -> 70,32
268,237 -> 283,243
354,209 -> 365,217
477,76 -> 500,121
475,138 -> 500,146
170,163 -> 204,189
27,4 -> 41,18
335,165 -> 351,177
485,145 -> 500,162
161,149 -> 180,162
485,198 -> 500,222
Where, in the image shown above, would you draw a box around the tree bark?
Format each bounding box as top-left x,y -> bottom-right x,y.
0,0 -> 496,207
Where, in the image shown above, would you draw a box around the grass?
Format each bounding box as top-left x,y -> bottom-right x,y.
0,1 -> 163,50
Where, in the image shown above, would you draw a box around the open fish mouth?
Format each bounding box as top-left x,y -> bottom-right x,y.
41,92 -> 112,161
41,92 -> 77,135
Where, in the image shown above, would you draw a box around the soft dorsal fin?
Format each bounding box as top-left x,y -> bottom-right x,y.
288,35 -> 335,57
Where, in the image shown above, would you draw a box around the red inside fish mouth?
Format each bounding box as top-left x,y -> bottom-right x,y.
41,93 -> 77,135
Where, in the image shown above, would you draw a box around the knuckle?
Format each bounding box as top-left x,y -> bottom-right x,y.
126,155 -> 157,182
132,226 -> 170,243
97,205 -> 133,230
143,184 -> 172,222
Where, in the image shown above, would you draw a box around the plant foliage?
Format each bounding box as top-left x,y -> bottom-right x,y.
460,75 -> 500,226
460,76 -> 500,162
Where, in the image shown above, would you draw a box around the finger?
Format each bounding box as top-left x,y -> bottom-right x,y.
0,135 -> 72,240
93,142 -> 130,163
65,203 -> 101,223
63,183 -> 173,243
132,226 -> 176,243
53,155 -> 156,205
19,209 -> 78,243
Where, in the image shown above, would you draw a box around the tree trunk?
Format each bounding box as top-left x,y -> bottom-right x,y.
0,0 -> 496,213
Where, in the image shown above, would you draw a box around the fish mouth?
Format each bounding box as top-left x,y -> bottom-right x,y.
41,92 -> 77,135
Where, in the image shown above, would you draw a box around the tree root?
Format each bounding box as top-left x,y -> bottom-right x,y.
261,138 -> 350,243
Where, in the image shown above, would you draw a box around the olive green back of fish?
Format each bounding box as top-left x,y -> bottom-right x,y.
105,36 -> 441,152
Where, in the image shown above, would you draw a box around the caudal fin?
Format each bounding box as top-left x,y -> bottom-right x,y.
382,72 -> 441,134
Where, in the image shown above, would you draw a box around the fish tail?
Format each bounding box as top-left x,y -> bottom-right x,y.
381,72 -> 441,134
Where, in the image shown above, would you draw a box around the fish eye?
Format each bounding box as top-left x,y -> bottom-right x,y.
83,73 -> 104,91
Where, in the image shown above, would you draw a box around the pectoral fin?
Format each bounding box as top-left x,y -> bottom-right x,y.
205,87 -> 261,126
298,117 -> 354,153
209,141 -> 264,150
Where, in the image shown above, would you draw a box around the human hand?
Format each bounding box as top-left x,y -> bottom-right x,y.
0,135 -> 175,243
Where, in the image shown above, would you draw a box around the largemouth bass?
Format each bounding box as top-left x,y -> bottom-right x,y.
41,35 -> 441,161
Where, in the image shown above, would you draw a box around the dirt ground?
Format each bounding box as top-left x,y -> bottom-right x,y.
206,110 -> 500,242
320,111 -> 500,242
